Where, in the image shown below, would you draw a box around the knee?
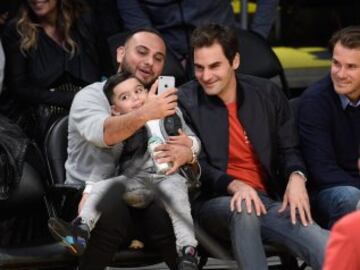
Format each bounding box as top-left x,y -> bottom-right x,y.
229,209 -> 261,243
344,186 -> 360,203
315,187 -> 360,229
333,187 -> 360,210
318,186 -> 360,211
230,202 -> 260,228
123,189 -> 154,208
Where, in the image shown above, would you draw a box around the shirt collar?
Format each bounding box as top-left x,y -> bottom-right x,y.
339,94 -> 360,110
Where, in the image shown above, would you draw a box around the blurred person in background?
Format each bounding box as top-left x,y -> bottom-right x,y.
1,0 -> 107,143
322,143 -> 360,270
323,211 -> 360,270
250,0 -> 280,39
0,0 -> 22,34
116,0 -> 236,68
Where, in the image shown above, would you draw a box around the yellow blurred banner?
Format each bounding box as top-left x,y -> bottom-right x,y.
273,47 -> 331,69
232,0 -> 257,14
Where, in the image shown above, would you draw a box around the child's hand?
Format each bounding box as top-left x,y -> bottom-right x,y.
166,129 -> 192,147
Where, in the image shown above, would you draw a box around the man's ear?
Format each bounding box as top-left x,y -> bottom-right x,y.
111,105 -> 121,116
116,46 -> 125,66
232,52 -> 240,70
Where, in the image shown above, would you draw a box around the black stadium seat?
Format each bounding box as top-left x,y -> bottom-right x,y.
0,157 -> 75,269
236,28 -> 290,98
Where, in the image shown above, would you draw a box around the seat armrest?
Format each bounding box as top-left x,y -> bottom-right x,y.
49,183 -> 84,195
47,184 -> 84,220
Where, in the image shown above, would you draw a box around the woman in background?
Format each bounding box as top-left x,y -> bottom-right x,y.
2,0 -> 107,142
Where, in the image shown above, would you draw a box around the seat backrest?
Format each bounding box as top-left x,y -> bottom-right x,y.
44,116 -> 69,185
0,162 -> 45,213
107,32 -> 188,86
236,28 -> 290,97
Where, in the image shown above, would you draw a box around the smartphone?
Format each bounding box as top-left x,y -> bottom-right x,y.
158,76 -> 175,95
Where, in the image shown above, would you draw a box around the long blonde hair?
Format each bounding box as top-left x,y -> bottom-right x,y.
16,0 -> 87,57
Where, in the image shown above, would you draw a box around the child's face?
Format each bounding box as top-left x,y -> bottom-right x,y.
111,77 -> 148,115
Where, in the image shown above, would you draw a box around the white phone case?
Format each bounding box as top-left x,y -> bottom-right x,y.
158,76 -> 175,94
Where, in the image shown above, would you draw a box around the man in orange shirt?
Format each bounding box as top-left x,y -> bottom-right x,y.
178,24 -> 329,270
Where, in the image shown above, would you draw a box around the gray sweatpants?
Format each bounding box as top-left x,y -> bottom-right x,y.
79,170 -> 198,252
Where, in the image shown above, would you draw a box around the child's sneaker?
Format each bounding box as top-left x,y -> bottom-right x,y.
177,246 -> 198,270
48,217 -> 90,256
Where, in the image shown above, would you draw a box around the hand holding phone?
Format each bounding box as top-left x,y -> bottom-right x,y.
158,76 -> 175,95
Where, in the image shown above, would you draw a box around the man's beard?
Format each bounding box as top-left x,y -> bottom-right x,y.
119,60 -> 155,89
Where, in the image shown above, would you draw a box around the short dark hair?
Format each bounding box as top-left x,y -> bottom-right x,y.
124,27 -> 164,46
191,24 -> 239,64
103,71 -> 135,105
329,25 -> 360,53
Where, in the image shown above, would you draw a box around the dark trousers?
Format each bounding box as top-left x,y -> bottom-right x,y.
78,182 -> 177,270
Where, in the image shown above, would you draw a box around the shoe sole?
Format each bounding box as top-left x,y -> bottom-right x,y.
48,219 -> 79,256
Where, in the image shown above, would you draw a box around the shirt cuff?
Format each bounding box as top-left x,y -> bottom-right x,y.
83,183 -> 94,194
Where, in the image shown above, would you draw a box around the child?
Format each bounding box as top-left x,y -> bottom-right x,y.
48,71 -> 200,268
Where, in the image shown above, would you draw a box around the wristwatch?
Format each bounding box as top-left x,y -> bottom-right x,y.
188,136 -> 200,164
292,170 -> 307,182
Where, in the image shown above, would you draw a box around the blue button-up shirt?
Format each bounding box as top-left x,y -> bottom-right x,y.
339,94 -> 360,110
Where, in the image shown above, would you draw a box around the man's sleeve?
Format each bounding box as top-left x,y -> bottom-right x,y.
70,85 -> 110,148
272,84 -> 307,181
176,107 -> 201,156
198,156 -> 235,196
178,102 -> 234,196
298,94 -> 356,187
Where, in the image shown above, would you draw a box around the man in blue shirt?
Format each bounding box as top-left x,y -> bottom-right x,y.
298,25 -> 360,229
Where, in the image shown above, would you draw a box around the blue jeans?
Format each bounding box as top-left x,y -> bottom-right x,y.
313,186 -> 360,229
194,193 -> 329,270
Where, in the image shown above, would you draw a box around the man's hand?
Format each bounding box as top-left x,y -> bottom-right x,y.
227,180 -> 267,216
78,193 -> 89,214
278,173 -> 313,226
153,143 -> 193,175
141,80 -> 178,121
166,129 -> 193,147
